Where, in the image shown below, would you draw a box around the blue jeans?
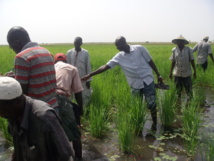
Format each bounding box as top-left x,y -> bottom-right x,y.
131,81 -> 156,110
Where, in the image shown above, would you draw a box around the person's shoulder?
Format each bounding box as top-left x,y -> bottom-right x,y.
172,47 -> 176,51
82,48 -> 89,53
66,48 -> 75,54
30,98 -> 54,116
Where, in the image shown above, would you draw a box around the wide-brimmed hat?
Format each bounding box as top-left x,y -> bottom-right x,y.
203,36 -> 209,40
172,35 -> 189,45
54,53 -> 66,62
0,77 -> 22,100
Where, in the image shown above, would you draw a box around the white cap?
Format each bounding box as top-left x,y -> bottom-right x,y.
0,77 -> 22,100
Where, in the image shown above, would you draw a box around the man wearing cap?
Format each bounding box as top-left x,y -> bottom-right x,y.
169,35 -> 196,104
192,36 -> 214,72
6,26 -> 57,108
66,37 -> 92,106
81,36 -> 163,131
54,53 -> 83,159
0,77 -> 74,161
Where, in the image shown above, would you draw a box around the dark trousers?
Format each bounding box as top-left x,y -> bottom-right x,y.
174,76 -> 193,99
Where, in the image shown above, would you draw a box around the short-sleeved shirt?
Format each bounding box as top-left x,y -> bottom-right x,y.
192,41 -> 212,64
107,45 -> 154,89
169,46 -> 194,77
54,61 -> 83,97
15,42 -> 58,108
66,48 -> 92,82
9,96 -> 73,161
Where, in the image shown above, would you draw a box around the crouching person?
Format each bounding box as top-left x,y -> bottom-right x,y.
54,53 -> 83,160
0,77 -> 74,161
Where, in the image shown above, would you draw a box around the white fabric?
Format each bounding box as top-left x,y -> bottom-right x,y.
192,40 -> 212,64
170,46 -> 194,77
0,77 -> 22,100
107,45 -> 154,89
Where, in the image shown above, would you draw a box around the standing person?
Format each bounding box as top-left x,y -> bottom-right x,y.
0,77 -> 73,161
81,36 -> 163,130
54,53 -> 83,159
6,26 -> 58,108
192,36 -> 214,72
169,35 -> 196,105
66,37 -> 92,106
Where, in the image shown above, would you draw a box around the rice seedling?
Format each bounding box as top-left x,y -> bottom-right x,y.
117,95 -> 136,154
0,118 -> 12,143
203,135 -> 214,161
181,95 -> 203,156
158,82 -> 177,130
88,104 -> 109,138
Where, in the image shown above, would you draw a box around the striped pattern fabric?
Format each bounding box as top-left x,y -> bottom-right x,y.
15,47 -> 58,108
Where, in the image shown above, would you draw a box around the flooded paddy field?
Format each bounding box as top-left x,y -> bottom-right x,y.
0,87 -> 214,161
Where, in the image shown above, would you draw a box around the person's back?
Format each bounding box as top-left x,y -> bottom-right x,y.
54,53 -> 83,159
0,77 -> 73,161
15,43 -> 57,107
7,26 -> 58,108
9,96 -> 73,161
193,40 -> 211,64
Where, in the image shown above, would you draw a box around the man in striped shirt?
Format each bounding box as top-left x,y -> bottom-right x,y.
7,26 -> 58,108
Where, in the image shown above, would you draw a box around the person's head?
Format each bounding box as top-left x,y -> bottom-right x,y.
115,36 -> 129,52
54,53 -> 67,63
0,77 -> 25,119
203,36 -> 209,42
172,35 -> 189,48
74,37 -> 83,51
7,26 -> 31,54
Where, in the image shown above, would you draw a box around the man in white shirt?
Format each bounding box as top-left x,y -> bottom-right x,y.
66,37 -> 92,106
192,36 -> 214,72
81,36 -> 163,130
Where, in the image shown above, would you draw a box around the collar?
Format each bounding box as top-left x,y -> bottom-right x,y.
22,42 -> 39,51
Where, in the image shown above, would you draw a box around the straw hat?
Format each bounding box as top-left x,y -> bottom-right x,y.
172,35 -> 189,45
54,53 -> 66,62
0,77 -> 22,100
203,36 -> 209,40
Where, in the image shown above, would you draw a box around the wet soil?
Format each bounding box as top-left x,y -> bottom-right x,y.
0,87 -> 214,161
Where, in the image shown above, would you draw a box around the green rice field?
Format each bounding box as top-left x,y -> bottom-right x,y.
0,43 -> 214,161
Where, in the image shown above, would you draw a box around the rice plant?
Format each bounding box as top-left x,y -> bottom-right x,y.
181,95 -> 203,156
158,82 -> 176,130
0,118 -> 12,143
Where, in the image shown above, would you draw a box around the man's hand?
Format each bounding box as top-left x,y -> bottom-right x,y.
5,71 -> 15,78
81,74 -> 91,82
157,76 -> 163,84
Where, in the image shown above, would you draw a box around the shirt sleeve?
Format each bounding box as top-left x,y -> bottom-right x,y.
139,46 -> 152,62
169,48 -> 175,61
45,110 -> 73,161
15,56 -> 30,84
208,44 -> 212,54
66,50 -> 72,64
70,68 -> 84,93
106,54 -> 120,68
192,44 -> 198,52
85,51 -> 92,82
188,47 -> 194,61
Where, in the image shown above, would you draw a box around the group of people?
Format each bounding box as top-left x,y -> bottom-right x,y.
0,26 -> 213,161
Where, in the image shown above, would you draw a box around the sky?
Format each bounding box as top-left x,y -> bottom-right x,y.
0,0 -> 214,45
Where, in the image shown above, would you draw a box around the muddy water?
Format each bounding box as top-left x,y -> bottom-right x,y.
0,87 -> 214,161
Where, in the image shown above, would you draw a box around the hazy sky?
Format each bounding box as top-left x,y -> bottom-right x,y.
0,0 -> 214,44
